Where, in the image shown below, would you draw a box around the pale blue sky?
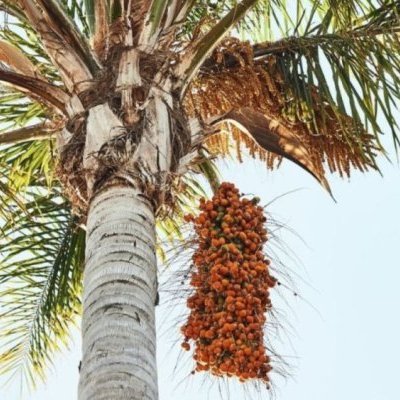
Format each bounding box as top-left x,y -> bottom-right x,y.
2,150 -> 399,400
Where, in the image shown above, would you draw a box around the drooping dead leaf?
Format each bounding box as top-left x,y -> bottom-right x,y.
215,108 -> 332,195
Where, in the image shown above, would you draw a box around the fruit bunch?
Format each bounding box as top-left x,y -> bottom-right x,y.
181,182 -> 276,383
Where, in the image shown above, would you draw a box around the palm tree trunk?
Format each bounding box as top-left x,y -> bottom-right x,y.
78,185 -> 158,400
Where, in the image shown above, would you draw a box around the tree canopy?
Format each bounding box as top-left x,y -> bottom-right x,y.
0,0 -> 399,390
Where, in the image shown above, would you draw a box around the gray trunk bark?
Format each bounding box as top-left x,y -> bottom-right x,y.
78,185 -> 158,400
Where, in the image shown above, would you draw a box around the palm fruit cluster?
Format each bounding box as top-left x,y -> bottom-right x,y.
181,182 -> 277,383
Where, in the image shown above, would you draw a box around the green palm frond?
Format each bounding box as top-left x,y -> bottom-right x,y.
158,171 -> 212,242
0,141 -> 55,190
0,92 -> 47,132
0,186 -> 85,387
0,14 -> 63,134
249,2 -> 400,150
0,1 -> 27,22
61,0 -> 91,37
0,131 -> 84,385
181,1 -> 374,40
196,157 -> 220,193
0,21 -> 76,377
0,14 -> 61,84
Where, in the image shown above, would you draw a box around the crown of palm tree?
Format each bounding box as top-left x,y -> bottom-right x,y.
0,0 -> 399,390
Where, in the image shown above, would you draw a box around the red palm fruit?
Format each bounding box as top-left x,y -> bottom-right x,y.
219,363 -> 229,373
184,214 -> 194,222
205,201 -> 213,211
210,229 -> 219,237
211,238 -> 219,247
246,315 -> 254,323
238,231 -> 247,241
232,284 -> 240,293
210,210 -> 218,218
181,183 -> 275,384
219,266 -> 229,275
208,252 -> 218,261
226,304 -> 235,312
249,323 -> 260,330
228,365 -> 236,374
214,347 -> 222,355
223,228 -> 231,236
205,330 -> 214,339
212,282 -> 223,291
244,347 -> 252,356
228,265 -> 238,277
241,372 -> 250,380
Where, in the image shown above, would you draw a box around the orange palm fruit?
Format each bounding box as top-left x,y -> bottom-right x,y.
181,183 -> 274,384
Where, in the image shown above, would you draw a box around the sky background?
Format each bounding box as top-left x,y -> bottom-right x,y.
1,150 -> 399,400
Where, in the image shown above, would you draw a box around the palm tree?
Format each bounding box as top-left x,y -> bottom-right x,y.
0,1 -> 399,399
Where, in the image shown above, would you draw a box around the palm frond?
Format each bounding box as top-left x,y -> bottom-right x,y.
0,19 -> 65,109
0,68 -> 68,113
0,16 -> 65,128
0,67 -> 81,384
180,0 -> 261,39
0,39 -> 38,77
61,0 -> 91,38
177,0 -> 258,96
195,155 -> 221,193
0,90 -> 45,132
186,39 -> 377,189
185,2 -> 400,187
0,73 -> 82,385
0,20 -> 61,85
247,2 -> 400,149
0,1 -> 28,22
212,107 -> 333,194
83,0 -> 123,33
0,187 -> 85,387
12,0 -> 94,93
0,123 -> 57,145
139,0 -> 170,47
34,0 -> 99,73
180,1 -> 373,41
88,0 -> 109,50
0,141 -> 55,191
